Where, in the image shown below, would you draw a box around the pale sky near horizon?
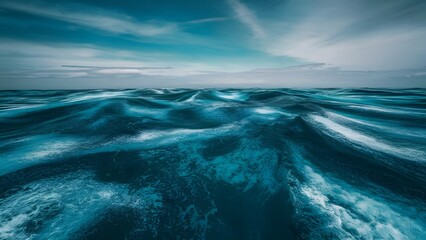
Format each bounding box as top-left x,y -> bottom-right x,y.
0,0 -> 425,89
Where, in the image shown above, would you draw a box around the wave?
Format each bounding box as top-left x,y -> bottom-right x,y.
0,89 -> 425,239
287,148 -> 426,239
307,114 -> 426,162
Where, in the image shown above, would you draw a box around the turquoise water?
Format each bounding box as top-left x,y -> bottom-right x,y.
0,89 -> 425,239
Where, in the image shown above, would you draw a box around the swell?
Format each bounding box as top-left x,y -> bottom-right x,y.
289,114 -> 426,201
0,89 -> 425,239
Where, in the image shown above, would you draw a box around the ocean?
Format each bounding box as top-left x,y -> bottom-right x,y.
0,89 -> 425,239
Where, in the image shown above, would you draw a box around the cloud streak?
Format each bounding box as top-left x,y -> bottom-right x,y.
61,65 -> 172,70
228,0 -> 265,38
61,65 -> 173,76
0,2 -> 177,37
2,63 -> 426,89
182,17 -> 231,25
261,0 -> 426,70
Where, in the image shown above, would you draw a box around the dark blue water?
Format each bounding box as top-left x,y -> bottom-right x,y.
0,89 -> 425,239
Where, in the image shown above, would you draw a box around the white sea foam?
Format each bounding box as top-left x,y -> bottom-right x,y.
310,115 -> 426,162
289,152 -> 426,239
178,204 -> 218,239
178,138 -> 282,193
65,91 -> 124,103
27,140 -> 78,159
252,107 -> 295,120
253,107 -> 280,115
348,104 -> 425,116
0,171 -> 162,240
0,104 -> 44,112
135,128 -> 205,143
325,111 -> 426,139
133,123 -> 239,146
349,105 -> 396,113
0,135 -> 81,175
151,89 -> 165,94
126,106 -> 167,118
0,104 -> 46,118
184,92 -> 200,102
213,91 -> 247,101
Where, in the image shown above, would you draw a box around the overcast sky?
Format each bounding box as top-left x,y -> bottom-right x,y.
0,0 -> 425,89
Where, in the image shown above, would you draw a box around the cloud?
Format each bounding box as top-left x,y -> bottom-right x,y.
0,39 -> 178,71
261,0 -> 426,70
0,38 -> 255,77
0,39 -> 225,83
266,28 -> 426,70
0,1 -> 177,37
228,0 -> 265,38
179,65 -> 426,88
0,1 -> 237,52
182,17 -> 231,25
1,0 -> 425,88
62,65 -> 173,76
2,60 -> 426,89
61,65 -> 172,70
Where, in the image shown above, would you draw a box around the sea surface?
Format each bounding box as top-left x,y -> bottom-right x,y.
0,89 -> 425,239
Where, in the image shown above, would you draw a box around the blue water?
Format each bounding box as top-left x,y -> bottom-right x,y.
0,89 -> 425,239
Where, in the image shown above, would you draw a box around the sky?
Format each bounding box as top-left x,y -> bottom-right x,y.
0,0 -> 425,89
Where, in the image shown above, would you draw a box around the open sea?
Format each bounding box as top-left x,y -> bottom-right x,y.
0,89 -> 425,239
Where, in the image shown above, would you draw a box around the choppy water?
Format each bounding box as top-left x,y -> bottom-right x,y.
0,89 -> 425,239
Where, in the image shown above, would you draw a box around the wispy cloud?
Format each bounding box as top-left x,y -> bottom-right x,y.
61,65 -> 173,75
0,39 -> 170,69
261,0 -> 426,70
0,1 -> 177,37
182,17 -> 231,25
228,0 -> 265,38
0,39 -> 223,82
1,0 -> 425,89
61,65 -> 172,70
2,63 -> 426,89
267,28 -> 426,70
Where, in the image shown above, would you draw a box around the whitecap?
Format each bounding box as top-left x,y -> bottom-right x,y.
288,149 -> 426,239
64,91 -> 125,103
325,111 -> 426,139
183,92 -> 200,102
251,107 -> 295,120
213,91 -> 248,101
309,115 -> 426,162
253,107 -> 281,115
